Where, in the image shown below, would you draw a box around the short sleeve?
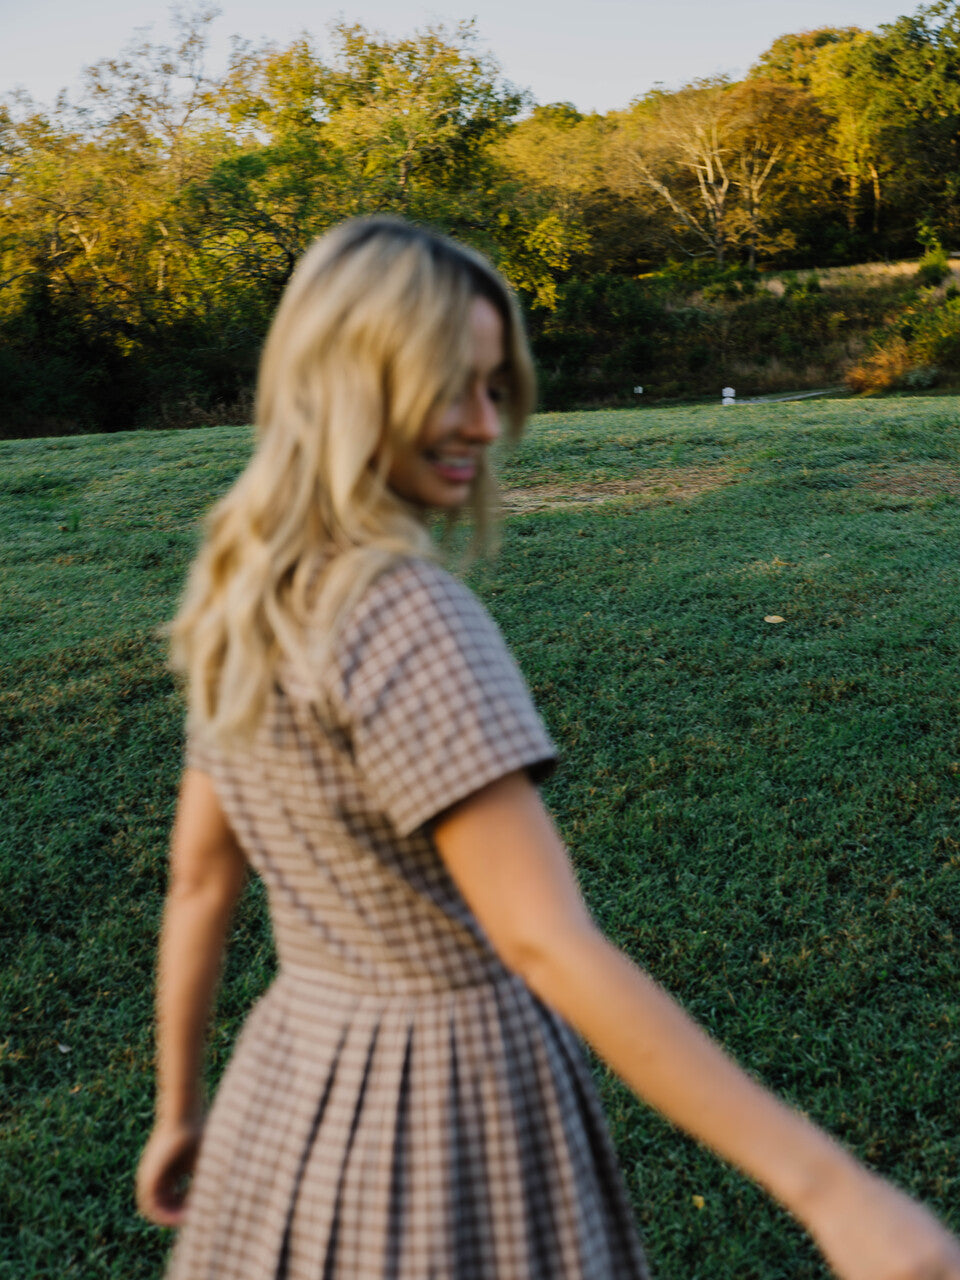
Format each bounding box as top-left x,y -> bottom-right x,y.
325,558 -> 557,838
183,722 -> 221,775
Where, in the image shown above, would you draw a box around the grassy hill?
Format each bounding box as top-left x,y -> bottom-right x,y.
3,398 -> 960,1277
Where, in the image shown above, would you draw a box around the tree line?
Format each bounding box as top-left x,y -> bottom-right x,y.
2,2 -> 959,436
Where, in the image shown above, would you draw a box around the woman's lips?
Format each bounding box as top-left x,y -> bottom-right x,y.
426,452 -> 477,483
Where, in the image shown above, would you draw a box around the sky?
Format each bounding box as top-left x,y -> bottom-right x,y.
0,0 -> 918,116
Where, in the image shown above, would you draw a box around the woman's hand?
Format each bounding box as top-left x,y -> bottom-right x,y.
802,1166 -> 960,1280
137,769 -> 246,1227
136,1119 -> 204,1227
433,771 -> 960,1279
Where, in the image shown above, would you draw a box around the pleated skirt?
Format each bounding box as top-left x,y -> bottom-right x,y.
165,967 -> 649,1280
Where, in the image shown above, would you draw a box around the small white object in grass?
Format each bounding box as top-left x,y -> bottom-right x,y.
764,615 -> 785,624
57,1043 -> 71,1054
634,385 -> 643,394
722,386 -> 735,406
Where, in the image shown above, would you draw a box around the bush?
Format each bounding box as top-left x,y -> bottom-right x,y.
916,242 -> 950,287
845,294 -> 960,392
655,260 -> 759,301
901,365 -> 940,389
845,337 -> 913,393
700,279 -> 741,302
529,274 -> 673,407
531,265 -> 925,408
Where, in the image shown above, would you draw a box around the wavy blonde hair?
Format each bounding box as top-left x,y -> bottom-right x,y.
169,216 -> 536,748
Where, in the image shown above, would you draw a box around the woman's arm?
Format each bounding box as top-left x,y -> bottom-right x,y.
136,768 -> 247,1226
432,769 -> 960,1280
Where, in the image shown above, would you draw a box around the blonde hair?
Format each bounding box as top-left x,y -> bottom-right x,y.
168,216 -> 536,747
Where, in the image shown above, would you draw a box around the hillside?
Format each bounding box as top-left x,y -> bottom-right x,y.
4,398 -> 960,1277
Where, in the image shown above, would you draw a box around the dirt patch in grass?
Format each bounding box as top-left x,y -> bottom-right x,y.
501,464 -> 737,512
858,464 -> 960,498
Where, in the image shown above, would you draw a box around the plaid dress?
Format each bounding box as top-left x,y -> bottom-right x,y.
167,557 -> 649,1280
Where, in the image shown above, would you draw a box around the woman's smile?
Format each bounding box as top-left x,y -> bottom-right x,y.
384,295 -> 506,509
422,449 -> 479,484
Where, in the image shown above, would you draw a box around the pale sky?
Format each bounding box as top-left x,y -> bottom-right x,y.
1,0 -> 917,115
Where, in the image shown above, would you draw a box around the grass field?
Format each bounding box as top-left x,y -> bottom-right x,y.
4,397 -> 960,1278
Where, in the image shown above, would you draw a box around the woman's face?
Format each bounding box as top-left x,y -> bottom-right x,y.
385,295 -> 507,510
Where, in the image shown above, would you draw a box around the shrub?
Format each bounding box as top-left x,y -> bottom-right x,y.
845,336 -> 913,393
892,295 -> 960,370
700,279 -> 739,302
916,242 -> 950,287
845,295 -> 960,392
901,365 -> 940,389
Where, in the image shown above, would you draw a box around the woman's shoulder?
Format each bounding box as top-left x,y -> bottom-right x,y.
326,552 -> 514,706
346,554 -> 491,643
325,554 -> 556,835
366,553 -> 476,604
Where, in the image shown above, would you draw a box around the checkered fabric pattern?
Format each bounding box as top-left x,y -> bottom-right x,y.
167,557 -> 649,1280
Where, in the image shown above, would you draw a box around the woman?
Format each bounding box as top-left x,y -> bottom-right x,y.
137,216 -> 960,1279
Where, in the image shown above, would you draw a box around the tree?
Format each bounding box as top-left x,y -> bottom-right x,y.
613,77 -> 808,267
845,3 -> 960,246
0,6 -> 250,431
726,78 -> 821,268
806,34 -> 888,236
185,38 -> 335,295
615,79 -> 740,265
0,6 -> 230,340
494,104 -> 610,286
750,27 -> 864,88
756,6 -> 960,252
0,9 -> 570,433
319,20 -> 525,217
200,21 -> 531,286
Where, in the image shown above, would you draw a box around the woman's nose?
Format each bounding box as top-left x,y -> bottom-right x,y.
462,388 -> 502,444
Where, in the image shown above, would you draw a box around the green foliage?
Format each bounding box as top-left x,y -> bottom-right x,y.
901,364 -> 941,389
4,4 -> 960,432
528,265 -> 914,407
847,292 -> 960,391
5,401 -> 960,1276
749,26 -> 865,87
0,13 -> 545,436
908,295 -> 960,367
529,274 -> 671,407
780,271 -> 823,297
917,241 -> 951,287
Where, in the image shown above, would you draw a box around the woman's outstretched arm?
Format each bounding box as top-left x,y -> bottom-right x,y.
432,769 -> 960,1280
136,768 -> 247,1227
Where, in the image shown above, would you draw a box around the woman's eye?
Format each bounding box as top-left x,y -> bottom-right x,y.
487,385 -> 506,405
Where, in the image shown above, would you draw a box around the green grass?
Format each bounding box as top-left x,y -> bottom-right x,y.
4,398 -> 960,1277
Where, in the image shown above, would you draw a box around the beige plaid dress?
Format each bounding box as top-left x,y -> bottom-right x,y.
167,556 -> 649,1280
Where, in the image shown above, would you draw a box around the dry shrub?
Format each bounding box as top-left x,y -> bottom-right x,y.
148,389 -> 255,431
725,357 -> 836,395
800,360 -> 835,386
726,358 -> 791,392
845,336 -> 912,393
